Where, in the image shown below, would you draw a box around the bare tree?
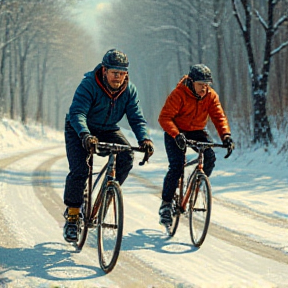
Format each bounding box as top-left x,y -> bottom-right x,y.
231,0 -> 288,145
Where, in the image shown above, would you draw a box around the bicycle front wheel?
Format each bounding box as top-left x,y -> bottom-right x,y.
97,181 -> 124,273
189,174 -> 212,247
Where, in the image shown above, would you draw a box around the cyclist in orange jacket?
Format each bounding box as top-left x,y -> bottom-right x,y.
158,64 -> 235,226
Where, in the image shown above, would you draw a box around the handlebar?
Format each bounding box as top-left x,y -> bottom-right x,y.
185,139 -> 231,158
93,142 -> 151,165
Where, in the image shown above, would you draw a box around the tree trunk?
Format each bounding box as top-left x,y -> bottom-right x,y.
253,90 -> 272,144
19,58 -> 27,124
0,14 -> 9,118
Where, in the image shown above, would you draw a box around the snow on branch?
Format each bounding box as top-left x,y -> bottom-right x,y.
254,9 -> 268,30
147,25 -> 190,38
272,0 -> 280,5
270,40 -> 288,56
273,15 -> 288,32
0,25 -> 29,50
232,0 -> 245,32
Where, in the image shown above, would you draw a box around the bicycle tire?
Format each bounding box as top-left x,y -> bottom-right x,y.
97,181 -> 124,273
189,173 -> 212,247
168,176 -> 183,236
75,191 -> 89,251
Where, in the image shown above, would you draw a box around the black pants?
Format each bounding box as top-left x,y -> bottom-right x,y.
63,122 -> 134,208
161,131 -> 216,203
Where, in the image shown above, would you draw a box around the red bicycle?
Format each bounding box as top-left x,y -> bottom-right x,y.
74,142 -> 150,273
167,138 -> 230,247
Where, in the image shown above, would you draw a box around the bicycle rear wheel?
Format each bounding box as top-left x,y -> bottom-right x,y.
168,176 -> 183,236
75,191 -> 89,251
97,181 -> 123,273
189,174 -> 212,247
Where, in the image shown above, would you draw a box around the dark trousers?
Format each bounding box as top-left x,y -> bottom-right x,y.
162,131 -> 216,203
63,121 -> 134,208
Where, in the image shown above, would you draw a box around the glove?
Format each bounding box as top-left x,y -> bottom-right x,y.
175,133 -> 186,150
80,133 -> 98,153
139,139 -> 154,157
223,135 -> 235,158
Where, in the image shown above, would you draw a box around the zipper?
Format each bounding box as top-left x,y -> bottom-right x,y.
193,99 -> 199,119
102,99 -> 116,126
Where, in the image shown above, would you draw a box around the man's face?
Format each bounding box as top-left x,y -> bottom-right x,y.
104,68 -> 127,90
193,81 -> 209,97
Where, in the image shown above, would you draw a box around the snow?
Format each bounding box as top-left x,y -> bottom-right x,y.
0,118 -> 287,288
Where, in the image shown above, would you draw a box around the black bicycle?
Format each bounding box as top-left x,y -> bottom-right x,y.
74,141 -> 151,273
167,138 -> 230,247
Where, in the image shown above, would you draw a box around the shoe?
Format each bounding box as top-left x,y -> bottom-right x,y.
63,222 -> 79,243
63,207 -> 80,243
159,201 -> 172,226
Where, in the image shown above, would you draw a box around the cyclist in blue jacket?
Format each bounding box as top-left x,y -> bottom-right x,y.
63,49 -> 154,242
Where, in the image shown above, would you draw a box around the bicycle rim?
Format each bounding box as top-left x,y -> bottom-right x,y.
189,174 -> 211,247
97,182 -> 123,273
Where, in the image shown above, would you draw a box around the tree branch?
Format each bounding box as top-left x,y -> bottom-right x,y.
270,40 -> 288,56
231,0 -> 245,32
273,15 -> 288,32
0,25 -> 28,50
254,9 -> 268,30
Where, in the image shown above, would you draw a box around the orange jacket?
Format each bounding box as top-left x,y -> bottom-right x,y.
158,76 -> 231,140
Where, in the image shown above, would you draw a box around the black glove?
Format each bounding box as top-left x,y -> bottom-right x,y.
223,135 -> 235,158
139,139 -> 154,157
80,133 -> 98,153
175,133 -> 186,150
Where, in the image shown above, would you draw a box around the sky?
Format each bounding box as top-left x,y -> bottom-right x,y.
0,117 -> 287,287
70,0 -> 113,37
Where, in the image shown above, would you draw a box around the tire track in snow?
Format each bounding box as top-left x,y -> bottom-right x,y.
31,154 -> 188,288
129,172 -> 288,265
0,146 -> 61,248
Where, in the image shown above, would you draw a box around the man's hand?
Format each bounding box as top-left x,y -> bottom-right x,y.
139,139 -> 154,157
223,135 -> 235,158
175,133 -> 186,150
80,133 -> 98,153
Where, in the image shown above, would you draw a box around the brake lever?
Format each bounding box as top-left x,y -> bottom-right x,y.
224,148 -> 232,159
139,149 -> 150,166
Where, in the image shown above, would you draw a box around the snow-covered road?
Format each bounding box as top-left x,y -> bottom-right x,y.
0,141 -> 287,288
0,119 -> 287,288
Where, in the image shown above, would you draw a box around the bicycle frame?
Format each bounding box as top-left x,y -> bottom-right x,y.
85,150 -> 118,226
78,141 -> 150,236
179,140 -> 226,213
180,152 -> 202,212
74,141 -> 151,272
167,138 -> 229,244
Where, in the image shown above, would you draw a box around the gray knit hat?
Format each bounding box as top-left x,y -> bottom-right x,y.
102,49 -> 129,71
189,64 -> 213,83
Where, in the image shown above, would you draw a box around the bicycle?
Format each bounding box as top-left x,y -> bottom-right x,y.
73,141 -> 151,273
166,138 -> 230,247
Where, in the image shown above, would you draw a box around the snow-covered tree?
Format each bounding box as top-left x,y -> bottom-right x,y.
232,0 -> 288,145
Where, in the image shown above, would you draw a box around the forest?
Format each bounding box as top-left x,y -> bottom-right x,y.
0,0 -> 288,149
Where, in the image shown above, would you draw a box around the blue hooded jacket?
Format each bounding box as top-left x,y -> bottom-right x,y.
67,64 -> 149,143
